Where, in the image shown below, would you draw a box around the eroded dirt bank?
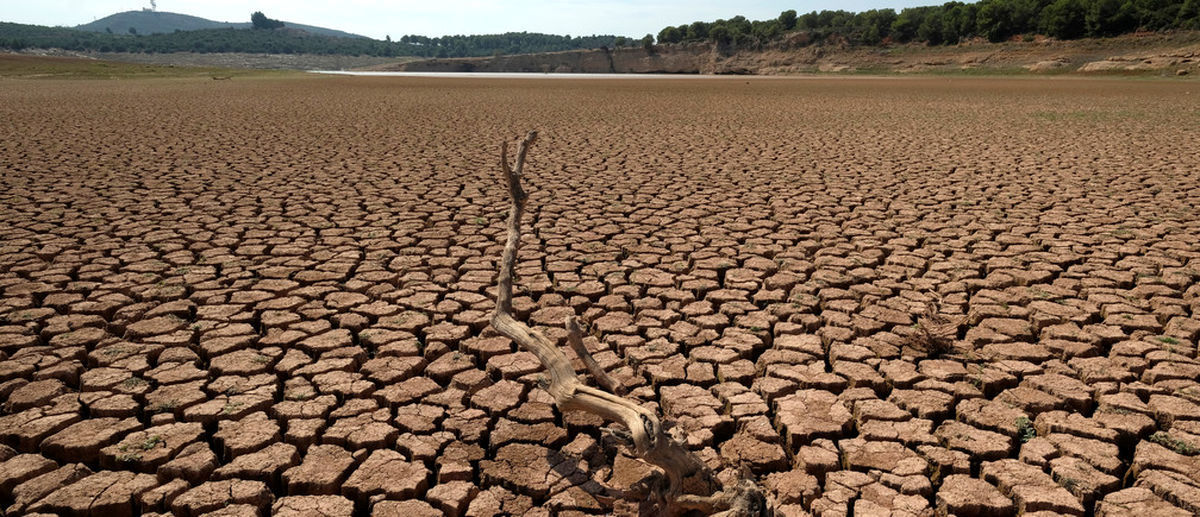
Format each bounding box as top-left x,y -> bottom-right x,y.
382,32 -> 1200,75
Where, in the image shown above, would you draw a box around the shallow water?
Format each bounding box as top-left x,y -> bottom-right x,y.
310,70 -> 719,79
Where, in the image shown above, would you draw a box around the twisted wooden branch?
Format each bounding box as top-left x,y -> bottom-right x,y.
489,132 -> 771,516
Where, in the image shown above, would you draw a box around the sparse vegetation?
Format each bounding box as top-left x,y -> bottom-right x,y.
1150,431 -> 1197,455
117,434 -> 164,462
1016,416 -> 1037,443
121,377 -> 148,388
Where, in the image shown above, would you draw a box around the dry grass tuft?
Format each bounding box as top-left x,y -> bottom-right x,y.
908,296 -> 967,358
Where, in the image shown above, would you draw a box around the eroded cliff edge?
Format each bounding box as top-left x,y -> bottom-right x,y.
370,33 -> 1200,75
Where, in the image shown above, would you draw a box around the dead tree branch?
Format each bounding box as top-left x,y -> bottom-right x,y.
490,131 -> 771,516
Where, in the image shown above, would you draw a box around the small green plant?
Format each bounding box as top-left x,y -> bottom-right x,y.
117,434 -> 163,461
1029,287 -> 1051,299
1158,336 -> 1180,346
1015,416 -> 1036,443
285,390 -> 315,401
138,435 -> 164,450
221,401 -> 244,415
1149,432 -> 1197,455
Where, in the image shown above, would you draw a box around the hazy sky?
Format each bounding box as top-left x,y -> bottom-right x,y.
3,1 -> 934,39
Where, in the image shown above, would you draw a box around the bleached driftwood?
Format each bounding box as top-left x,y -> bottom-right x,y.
490,131 -> 771,516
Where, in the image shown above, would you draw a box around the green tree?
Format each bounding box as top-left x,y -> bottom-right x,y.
251,11 -> 284,30
857,9 -> 898,43
918,11 -> 946,44
1007,0 -> 1049,36
709,25 -> 732,45
1178,0 -> 1200,28
1041,0 -> 1087,38
941,2 -> 977,43
976,0 -> 1015,42
1133,0 -> 1181,29
658,25 -> 682,44
727,16 -> 753,36
779,9 -> 798,30
641,34 -> 654,50
892,8 -> 927,41
750,19 -> 782,43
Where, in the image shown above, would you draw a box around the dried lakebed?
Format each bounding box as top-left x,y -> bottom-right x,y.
0,75 -> 1198,516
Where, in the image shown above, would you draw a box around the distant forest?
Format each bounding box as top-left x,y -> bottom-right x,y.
1,0 -> 1198,59
0,21 -> 628,58
656,0 -> 1200,47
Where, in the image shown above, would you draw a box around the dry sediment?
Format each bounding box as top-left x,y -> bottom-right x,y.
0,75 -> 1198,515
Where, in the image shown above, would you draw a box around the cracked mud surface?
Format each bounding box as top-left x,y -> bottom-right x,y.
0,75 -> 1198,516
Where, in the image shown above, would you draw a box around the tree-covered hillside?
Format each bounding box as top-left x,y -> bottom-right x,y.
0,19 -> 627,58
4,0 -> 1197,60
656,0 -> 1200,47
74,10 -> 367,39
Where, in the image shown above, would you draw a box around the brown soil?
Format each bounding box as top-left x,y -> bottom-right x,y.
0,74 -> 1198,515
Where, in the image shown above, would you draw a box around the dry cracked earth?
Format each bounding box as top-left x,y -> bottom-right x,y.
0,75 -> 1198,517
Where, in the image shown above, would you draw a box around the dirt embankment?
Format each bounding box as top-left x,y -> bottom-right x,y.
375,44 -> 726,74
382,32 -> 1200,75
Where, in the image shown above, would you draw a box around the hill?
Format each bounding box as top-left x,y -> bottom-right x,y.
386,31 -> 1200,75
0,20 -> 627,59
75,10 -> 366,39
649,0 -> 1200,49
